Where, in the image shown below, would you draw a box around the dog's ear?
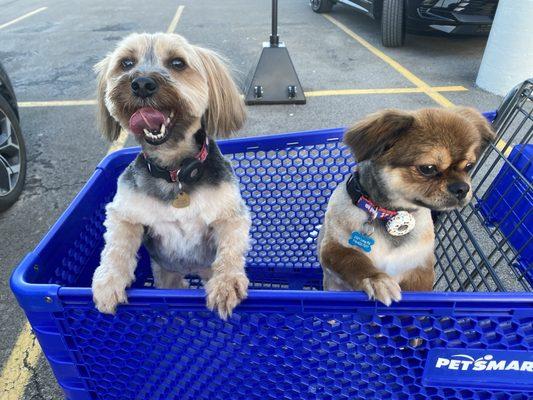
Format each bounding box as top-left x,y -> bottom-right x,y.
454,106 -> 496,155
94,56 -> 121,142
195,48 -> 246,137
344,109 -> 415,162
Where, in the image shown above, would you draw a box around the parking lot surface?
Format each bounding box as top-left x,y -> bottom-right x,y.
0,1 -> 502,398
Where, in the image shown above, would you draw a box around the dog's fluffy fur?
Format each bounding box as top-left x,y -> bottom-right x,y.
318,107 -> 495,305
92,33 -> 250,319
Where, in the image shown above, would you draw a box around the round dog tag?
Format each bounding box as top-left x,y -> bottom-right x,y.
386,211 -> 415,236
172,191 -> 190,208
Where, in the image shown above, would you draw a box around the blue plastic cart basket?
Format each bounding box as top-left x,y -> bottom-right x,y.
11,81 -> 533,399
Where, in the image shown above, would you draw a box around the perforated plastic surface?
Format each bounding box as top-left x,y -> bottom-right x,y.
58,304 -> 531,400
231,141 -> 353,270
10,126 -> 533,400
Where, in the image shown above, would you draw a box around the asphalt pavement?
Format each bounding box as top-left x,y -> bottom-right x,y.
0,0 -> 503,398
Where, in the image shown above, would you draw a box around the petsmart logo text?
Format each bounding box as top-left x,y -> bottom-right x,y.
423,349 -> 533,390
435,354 -> 533,372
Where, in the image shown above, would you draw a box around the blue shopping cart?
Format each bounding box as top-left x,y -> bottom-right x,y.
11,80 -> 533,399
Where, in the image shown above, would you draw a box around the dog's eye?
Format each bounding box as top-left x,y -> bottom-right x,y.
170,58 -> 186,70
464,162 -> 474,172
417,165 -> 439,177
121,59 -> 135,71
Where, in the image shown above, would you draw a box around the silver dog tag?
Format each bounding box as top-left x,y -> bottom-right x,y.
386,211 -> 415,236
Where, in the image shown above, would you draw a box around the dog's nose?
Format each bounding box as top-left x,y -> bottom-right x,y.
131,76 -> 158,98
447,181 -> 470,200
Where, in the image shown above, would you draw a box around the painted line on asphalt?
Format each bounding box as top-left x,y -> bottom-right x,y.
323,14 -> 455,108
17,85 -> 468,108
166,5 -> 185,34
0,322 -> 41,400
18,99 -> 97,107
106,130 -> 129,155
305,86 -> 467,97
0,7 -> 47,30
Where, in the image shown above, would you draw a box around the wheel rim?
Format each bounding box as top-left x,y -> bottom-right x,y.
0,108 -> 21,197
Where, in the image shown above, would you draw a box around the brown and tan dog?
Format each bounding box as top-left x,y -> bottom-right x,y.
318,107 -> 495,305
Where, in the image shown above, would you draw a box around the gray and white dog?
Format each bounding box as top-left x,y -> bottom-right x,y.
92,33 -> 250,319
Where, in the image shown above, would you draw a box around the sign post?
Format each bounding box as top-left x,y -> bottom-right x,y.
244,0 -> 306,105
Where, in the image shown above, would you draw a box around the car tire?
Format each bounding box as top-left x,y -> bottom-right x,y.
381,0 -> 405,47
310,0 -> 334,13
0,94 -> 26,212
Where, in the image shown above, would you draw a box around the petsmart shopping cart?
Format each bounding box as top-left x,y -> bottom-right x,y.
11,80 -> 532,399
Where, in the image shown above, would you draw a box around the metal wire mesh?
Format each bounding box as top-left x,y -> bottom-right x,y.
435,80 -> 533,292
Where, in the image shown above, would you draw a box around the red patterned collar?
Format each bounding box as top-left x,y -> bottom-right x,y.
346,172 -> 398,221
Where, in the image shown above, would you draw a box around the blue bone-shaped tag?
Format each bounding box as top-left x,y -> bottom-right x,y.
349,231 -> 375,253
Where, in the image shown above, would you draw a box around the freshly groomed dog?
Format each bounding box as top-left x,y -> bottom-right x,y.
92,33 -> 250,319
318,108 -> 495,305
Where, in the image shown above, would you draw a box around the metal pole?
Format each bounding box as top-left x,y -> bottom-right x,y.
270,0 -> 279,47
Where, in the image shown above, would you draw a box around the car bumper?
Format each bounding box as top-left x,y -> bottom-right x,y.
406,0 -> 498,35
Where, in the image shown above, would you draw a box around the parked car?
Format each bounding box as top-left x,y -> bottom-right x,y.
310,0 -> 499,47
0,61 -> 26,211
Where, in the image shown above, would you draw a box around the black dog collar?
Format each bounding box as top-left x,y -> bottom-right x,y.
143,127 -> 209,185
346,170 -> 416,236
346,171 -> 400,220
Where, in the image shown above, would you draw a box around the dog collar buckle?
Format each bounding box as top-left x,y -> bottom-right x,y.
169,169 -> 179,182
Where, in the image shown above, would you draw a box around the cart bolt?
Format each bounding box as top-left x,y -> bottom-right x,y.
44,296 -> 53,303
33,265 -> 39,271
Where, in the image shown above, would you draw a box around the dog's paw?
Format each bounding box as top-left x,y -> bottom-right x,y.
205,272 -> 249,320
360,273 -> 402,306
92,272 -> 129,314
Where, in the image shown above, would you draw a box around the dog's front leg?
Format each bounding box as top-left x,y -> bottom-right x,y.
92,210 -> 143,314
320,240 -> 401,306
205,215 -> 250,320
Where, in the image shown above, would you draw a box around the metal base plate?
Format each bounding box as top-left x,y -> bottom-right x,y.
245,42 -> 306,105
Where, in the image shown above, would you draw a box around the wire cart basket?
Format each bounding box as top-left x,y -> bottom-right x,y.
435,79 -> 532,292
10,80 -> 533,399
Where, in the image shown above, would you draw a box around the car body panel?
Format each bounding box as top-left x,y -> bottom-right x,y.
0,61 -> 19,119
335,0 -> 498,35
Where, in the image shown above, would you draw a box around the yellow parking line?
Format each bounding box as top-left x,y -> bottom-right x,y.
17,85 -> 467,108
323,14 -> 455,108
428,86 -> 468,92
0,7 -> 47,30
0,322 -> 41,400
496,139 -> 513,157
166,5 -> 185,33
106,130 -> 129,154
305,86 -> 467,97
18,99 -> 97,108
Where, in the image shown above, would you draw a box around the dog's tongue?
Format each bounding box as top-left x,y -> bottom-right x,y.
129,107 -> 167,136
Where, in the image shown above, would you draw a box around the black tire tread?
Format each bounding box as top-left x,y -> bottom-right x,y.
382,0 -> 405,47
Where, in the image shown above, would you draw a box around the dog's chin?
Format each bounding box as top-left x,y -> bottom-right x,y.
412,197 -> 467,212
